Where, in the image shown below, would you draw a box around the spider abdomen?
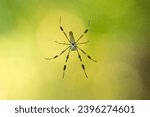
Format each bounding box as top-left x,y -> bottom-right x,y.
69,31 -> 75,43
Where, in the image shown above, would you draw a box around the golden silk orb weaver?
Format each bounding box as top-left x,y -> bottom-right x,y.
45,17 -> 96,78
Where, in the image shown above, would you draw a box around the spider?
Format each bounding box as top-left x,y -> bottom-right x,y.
45,17 -> 96,78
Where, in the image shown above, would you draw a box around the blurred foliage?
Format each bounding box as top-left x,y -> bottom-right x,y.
0,0 -> 150,99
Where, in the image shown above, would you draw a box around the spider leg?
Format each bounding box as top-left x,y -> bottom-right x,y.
75,20 -> 90,43
75,29 -> 88,43
54,41 -> 70,45
76,41 -> 89,45
76,48 -> 88,79
45,46 -> 69,60
77,46 -> 96,62
63,48 -> 71,78
59,16 -> 71,43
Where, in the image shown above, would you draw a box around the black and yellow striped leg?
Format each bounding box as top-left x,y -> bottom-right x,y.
77,47 -> 96,62
76,48 -> 88,79
59,16 -> 71,43
75,29 -> 88,43
63,48 -> 71,78
45,47 -> 69,60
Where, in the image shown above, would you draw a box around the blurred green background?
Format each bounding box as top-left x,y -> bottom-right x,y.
0,0 -> 150,99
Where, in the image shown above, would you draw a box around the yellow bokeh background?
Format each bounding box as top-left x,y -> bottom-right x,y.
0,0 -> 150,99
